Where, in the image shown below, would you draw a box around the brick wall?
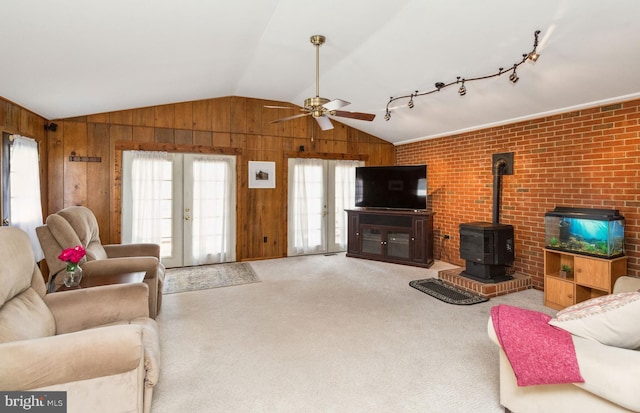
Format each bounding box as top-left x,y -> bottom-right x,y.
396,98 -> 640,289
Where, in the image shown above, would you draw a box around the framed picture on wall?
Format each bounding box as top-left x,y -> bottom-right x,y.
248,161 -> 276,189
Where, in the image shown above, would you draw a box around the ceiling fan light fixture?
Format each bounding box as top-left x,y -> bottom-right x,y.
268,34 -> 376,136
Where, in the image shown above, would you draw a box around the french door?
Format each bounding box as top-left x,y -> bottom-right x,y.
287,158 -> 362,256
122,151 -> 236,268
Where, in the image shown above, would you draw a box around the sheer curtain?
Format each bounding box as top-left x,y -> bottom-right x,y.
190,155 -> 236,265
130,151 -> 168,245
9,135 -> 44,261
333,160 -> 363,250
288,158 -> 325,255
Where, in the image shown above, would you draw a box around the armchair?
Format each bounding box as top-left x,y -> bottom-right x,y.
36,206 -> 164,318
0,227 -> 160,413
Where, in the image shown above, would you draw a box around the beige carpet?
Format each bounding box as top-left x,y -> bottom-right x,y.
152,253 -> 554,413
163,262 -> 259,294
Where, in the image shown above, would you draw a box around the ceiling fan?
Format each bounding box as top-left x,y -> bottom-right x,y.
268,35 -> 376,131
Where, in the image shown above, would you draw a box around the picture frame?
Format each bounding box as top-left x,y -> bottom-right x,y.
248,161 -> 276,189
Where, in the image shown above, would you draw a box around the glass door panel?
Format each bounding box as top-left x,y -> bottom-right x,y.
387,231 -> 411,258
361,227 -> 383,255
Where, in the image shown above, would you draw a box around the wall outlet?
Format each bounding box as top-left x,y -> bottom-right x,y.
263,236 -> 268,243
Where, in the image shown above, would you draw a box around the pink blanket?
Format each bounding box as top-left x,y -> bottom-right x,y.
491,304 -> 584,386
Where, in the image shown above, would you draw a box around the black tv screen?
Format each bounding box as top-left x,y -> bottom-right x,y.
355,165 -> 427,210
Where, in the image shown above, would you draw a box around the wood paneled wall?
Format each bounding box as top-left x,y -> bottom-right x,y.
0,97 -> 49,223
50,96 -> 394,261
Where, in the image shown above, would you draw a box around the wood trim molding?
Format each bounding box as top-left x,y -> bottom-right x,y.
283,151 -> 368,161
115,141 -> 242,155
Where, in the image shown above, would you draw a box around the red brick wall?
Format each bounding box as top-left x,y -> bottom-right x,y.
396,99 -> 640,289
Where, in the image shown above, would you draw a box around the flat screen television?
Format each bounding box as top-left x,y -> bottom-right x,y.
355,165 -> 427,210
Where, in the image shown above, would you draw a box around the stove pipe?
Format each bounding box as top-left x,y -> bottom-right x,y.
492,159 -> 507,224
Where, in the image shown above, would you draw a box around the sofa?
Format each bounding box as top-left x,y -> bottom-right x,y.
488,276 -> 640,413
36,205 -> 164,318
0,226 -> 160,413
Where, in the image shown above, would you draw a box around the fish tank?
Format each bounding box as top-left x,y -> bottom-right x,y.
544,207 -> 625,258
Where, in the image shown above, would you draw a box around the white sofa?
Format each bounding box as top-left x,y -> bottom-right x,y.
488,276 -> 640,413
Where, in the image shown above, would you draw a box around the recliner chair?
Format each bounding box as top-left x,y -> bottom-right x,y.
0,226 -> 160,413
36,206 -> 164,318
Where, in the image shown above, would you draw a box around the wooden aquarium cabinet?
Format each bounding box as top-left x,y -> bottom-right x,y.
543,248 -> 628,310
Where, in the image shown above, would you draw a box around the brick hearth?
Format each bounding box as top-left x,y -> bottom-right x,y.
438,268 -> 531,298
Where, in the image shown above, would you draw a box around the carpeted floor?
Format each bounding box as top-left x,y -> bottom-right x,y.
163,262 -> 259,294
152,253 -> 555,413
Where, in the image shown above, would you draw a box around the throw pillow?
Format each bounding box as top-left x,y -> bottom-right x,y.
549,292 -> 640,349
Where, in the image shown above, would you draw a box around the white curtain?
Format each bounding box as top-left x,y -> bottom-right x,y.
333,160 -> 363,250
288,158 -> 325,255
130,151 -> 168,245
191,155 -> 235,265
9,135 -> 44,261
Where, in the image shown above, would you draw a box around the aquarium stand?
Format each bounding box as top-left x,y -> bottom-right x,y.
543,248 -> 628,310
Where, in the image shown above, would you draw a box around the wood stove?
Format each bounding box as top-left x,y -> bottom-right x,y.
459,222 -> 514,282
459,152 -> 515,283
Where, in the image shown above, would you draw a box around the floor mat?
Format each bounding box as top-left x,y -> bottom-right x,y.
409,278 -> 489,305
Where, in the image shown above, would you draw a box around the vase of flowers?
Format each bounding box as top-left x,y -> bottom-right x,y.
58,245 -> 86,287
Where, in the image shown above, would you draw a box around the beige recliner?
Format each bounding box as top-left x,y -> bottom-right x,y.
36,206 -> 164,318
0,226 -> 160,413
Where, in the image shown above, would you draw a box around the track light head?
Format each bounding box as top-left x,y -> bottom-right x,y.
509,65 -> 519,83
408,94 -> 415,109
384,110 -> 391,121
528,51 -> 540,62
457,77 -> 466,96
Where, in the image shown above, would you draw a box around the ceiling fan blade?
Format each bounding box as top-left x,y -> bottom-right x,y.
322,99 -> 350,111
264,105 -> 295,109
332,110 -> 376,121
315,116 -> 333,131
270,112 -> 310,124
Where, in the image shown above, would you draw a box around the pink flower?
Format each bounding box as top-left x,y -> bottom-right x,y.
58,245 -> 86,264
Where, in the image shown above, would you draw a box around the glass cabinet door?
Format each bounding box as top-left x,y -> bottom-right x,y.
387,231 -> 410,259
361,228 -> 383,255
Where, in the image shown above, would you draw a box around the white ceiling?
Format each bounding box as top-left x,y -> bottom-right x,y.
2,0 -> 640,145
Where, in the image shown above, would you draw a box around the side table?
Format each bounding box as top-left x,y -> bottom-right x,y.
56,271 -> 146,292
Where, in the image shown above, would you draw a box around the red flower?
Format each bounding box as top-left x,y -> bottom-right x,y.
58,245 -> 86,264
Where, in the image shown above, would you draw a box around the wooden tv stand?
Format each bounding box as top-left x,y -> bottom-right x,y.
346,209 -> 434,268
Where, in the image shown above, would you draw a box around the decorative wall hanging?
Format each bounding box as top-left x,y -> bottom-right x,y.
248,161 -> 276,189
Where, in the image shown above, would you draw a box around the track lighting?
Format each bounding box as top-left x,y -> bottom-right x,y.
408,92 -> 416,108
385,30 -> 541,119
458,78 -> 466,96
509,66 -> 519,83
528,29 -> 541,62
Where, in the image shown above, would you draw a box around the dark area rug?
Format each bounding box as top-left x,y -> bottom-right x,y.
409,278 -> 489,305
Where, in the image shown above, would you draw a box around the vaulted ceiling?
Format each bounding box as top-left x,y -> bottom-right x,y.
2,0 -> 640,144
